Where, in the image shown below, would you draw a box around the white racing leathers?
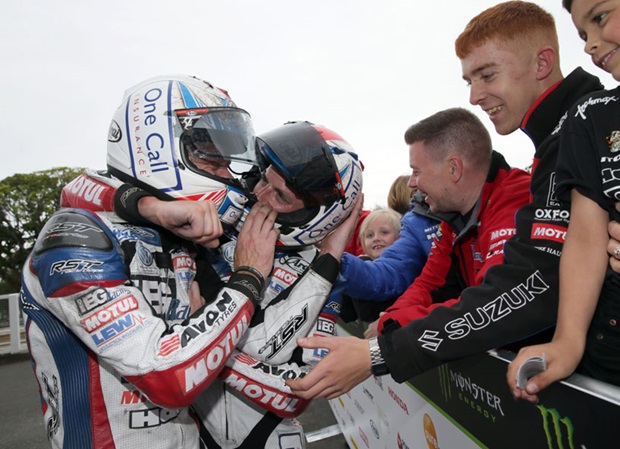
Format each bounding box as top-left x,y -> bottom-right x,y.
196,248 -> 341,449
48,170 -> 343,449
20,207 -> 263,449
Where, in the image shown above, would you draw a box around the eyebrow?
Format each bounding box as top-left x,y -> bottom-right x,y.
583,0 -> 609,21
462,62 -> 498,81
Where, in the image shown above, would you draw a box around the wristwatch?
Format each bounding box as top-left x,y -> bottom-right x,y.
368,337 -> 389,376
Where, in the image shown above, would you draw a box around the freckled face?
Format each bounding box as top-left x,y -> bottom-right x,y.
461,41 -> 542,135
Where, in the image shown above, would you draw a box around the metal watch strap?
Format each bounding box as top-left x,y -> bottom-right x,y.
368,337 -> 388,376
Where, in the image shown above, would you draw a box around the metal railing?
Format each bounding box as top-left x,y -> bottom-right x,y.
0,293 -> 24,354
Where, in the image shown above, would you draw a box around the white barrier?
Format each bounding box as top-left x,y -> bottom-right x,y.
330,321 -> 620,449
0,293 -> 23,354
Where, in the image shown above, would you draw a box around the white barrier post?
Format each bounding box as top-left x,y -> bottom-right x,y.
8,293 -> 22,353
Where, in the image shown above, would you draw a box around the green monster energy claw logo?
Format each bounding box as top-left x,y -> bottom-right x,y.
439,365 -> 451,402
537,405 -> 575,449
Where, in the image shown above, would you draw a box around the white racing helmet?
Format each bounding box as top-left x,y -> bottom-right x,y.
250,121 -> 364,248
106,75 -> 256,226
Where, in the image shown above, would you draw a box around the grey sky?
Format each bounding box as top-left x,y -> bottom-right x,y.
1,0 -> 615,207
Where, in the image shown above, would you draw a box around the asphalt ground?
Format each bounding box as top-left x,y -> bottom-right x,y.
0,352 -> 347,449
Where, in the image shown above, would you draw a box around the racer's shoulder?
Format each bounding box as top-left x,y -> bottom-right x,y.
33,208 -> 114,256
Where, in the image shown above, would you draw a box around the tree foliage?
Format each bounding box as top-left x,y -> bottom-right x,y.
0,167 -> 84,294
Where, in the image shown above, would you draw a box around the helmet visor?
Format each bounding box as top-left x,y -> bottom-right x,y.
177,107 -> 257,165
256,122 -> 345,207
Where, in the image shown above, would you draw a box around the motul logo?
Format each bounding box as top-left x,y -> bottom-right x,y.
65,175 -> 106,207
222,371 -> 302,416
272,267 -> 297,284
179,315 -> 248,393
173,255 -> 195,270
531,223 -> 566,243
81,296 -> 139,332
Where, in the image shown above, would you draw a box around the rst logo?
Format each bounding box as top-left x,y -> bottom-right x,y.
50,259 -> 104,275
258,305 -> 308,360
47,221 -> 103,235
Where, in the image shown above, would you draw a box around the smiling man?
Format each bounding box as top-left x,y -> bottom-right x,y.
287,1 -> 606,400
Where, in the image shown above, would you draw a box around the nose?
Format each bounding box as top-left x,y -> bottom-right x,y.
408,174 -> 417,189
214,166 -> 233,179
585,34 -> 599,57
470,84 -> 485,106
253,179 -> 272,203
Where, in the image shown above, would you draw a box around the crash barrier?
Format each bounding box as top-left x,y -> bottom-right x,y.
329,321 -> 620,449
0,293 -> 24,354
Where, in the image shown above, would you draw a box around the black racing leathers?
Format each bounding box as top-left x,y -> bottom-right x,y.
379,68 -> 605,383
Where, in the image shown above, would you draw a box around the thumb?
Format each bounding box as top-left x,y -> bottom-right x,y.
525,373 -> 552,395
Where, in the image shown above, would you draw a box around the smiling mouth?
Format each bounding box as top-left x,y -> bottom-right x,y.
599,49 -> 617,69
485,105 -> 503,117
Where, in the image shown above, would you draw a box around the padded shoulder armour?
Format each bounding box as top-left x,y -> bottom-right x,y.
33,209 -> 113,256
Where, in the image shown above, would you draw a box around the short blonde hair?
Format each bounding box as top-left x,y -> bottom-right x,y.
359,208 -> 402,256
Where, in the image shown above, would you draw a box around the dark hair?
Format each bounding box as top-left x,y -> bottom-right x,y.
455,1 -> 558,59
404,107 -> 492,168
562,0 -> 573,12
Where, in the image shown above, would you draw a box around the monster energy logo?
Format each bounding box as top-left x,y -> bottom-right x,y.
537,405 -> 575,449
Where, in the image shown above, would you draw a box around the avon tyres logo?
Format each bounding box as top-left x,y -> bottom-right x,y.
537,405 -> 577,449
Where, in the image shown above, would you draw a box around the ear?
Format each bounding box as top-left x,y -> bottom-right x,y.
449,157 -> 464,182
535,47 -> 556,80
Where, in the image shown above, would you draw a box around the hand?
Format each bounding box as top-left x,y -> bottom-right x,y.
234,203 -> 279,280
506,340 -> 583,404
138,197 -> 224,248
188,281 -> 205,314
363,315 -> 382,338
286,336 -> 371,400
608,215 -> 620,273
319,194 -> 364,260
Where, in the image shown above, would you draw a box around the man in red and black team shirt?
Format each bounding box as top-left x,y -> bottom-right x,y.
287,1 -> 605,398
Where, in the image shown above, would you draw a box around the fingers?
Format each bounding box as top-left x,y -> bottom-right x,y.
363,321 -> 379,339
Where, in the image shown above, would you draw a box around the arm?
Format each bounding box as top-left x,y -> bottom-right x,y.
339,212 -> 439,300
23,206 -> 276,409
507,191 -> 608,402
377,168 -> 529,330
235,196 -> 363,364
61,171 -> 229,249
607,206 -> 620,273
